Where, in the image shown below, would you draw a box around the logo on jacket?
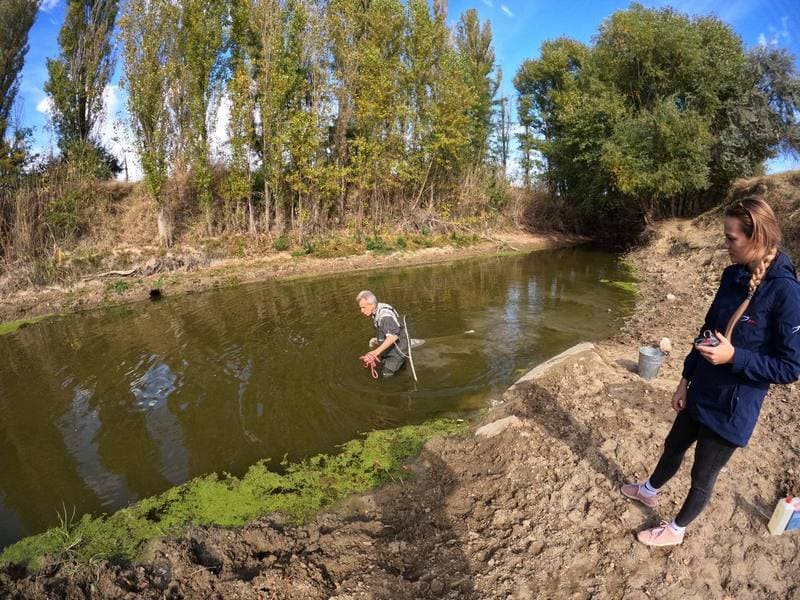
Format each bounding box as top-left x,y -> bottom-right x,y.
792,325 -> 800,334
740,315 -> 758,326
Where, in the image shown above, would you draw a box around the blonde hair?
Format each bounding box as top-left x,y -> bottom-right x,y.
723,197 -> 781,339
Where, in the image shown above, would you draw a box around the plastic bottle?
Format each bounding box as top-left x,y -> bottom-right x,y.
785,498 -> 800,532
767,496 -> 795,535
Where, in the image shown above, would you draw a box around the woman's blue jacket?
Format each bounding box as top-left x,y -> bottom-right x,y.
682,251 -> 800,446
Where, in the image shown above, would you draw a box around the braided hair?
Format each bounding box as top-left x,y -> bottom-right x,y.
723,197 -> 782,339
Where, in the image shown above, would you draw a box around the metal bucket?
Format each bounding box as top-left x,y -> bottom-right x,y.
638,346 -> 665,380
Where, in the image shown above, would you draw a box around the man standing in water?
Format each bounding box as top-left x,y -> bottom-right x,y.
356,290 -> 408,378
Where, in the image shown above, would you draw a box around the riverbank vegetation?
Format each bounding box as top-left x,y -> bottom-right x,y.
2,3 -> 798,289
515,4 -> 800,246
0,418 -> 467,568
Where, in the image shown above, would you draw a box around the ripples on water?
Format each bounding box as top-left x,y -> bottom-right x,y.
0,248 -> 634,547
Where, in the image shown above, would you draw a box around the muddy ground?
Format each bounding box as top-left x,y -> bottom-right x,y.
0,231 -> 573,326
2,214 -> 800,599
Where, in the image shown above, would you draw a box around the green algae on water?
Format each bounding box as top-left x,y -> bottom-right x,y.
0,317 -> 45,337
0,418 -> 467,568
599,279 -> 637,293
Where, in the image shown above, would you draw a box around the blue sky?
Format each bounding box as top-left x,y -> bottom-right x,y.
13,0 -> 800,178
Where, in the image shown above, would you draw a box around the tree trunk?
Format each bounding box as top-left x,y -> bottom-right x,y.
263,179 -> 271,234
157,204 -> 173,247
248,197 -> 256,234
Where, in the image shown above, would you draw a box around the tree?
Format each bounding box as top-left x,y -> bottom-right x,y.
490,67 -> 511,176
514,37 -> 589,190
514,4 -> 800,243
119,0 -> 176,245
0,0 -> 38,148
250,0 -> 288,234
0,0 -> 39,180
171,0 -> 226,232
226,0 -> 258,233
45,0 -> 119,174
454,8 -> 496,164
346,0 -> 407,223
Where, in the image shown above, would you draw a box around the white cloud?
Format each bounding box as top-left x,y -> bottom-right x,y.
482,0 -> 494,7
500,4 -> 513,17
40,0 -> 60,12
36,96 -> 53,115
757,16 -> 791,48
210,93 -> 232,161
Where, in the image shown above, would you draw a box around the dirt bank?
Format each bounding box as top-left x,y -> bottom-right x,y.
0,230 -> 576,328
3,210 -> 800,599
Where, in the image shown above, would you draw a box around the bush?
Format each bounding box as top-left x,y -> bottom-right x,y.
273,235 -> 289,251
365,235 -> 390,252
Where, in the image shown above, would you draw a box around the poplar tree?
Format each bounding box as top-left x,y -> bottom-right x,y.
173,0 -> 226,232
348,0 -> 407,222
327,0 -> 365,222
454,9 -> 496,164
0,0 -> 39,177
404,0 -> 448,194
45,0 -> 119,174
119,0 -> 176,245
227,0 -> 257,233
250,0 -> 286,234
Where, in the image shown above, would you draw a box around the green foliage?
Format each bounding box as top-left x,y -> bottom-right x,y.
112,280 -> 129,295
514,3 -> 800,245
602,100 -> 713,204
455,9 -> 497,163
175,0 -> 226,219
0,0 -> 38,167
365,235 -> 390,252
273,234 -> 290,251
46,189 -> 80,233
45,0 -> 118,159
0,419 -> 467,567
120,0 -> 175,207
290,240 -> 316,256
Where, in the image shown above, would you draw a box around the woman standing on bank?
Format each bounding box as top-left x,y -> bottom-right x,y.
622,197 -> 800,546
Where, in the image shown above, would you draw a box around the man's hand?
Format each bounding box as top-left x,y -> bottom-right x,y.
696,330 -> 735,365
371,334 -> 398,358
671,379 -> 688,411
360,353 -> 380,367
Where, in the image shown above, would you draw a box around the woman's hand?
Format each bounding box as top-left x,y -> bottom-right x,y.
696,331 -> 735,365
671,378 -> 688,411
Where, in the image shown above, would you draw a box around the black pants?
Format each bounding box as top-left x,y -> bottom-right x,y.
380,347 -> 406,378
649,409 -> 738,527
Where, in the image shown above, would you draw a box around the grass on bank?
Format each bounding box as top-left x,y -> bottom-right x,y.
0,418 -> 468,569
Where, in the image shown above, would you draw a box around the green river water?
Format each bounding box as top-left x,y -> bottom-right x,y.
0,247 -> 634,549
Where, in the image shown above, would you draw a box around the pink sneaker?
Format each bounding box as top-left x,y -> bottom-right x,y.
636,521 -> 684,547
620,482 -> 658,508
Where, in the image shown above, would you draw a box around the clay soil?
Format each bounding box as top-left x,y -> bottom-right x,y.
2,214 -> 800,599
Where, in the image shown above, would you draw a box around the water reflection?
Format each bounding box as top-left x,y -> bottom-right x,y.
0,247 -> 634,548
56,385 -> 132,506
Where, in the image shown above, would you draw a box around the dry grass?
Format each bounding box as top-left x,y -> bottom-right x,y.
728,169 -> 800,262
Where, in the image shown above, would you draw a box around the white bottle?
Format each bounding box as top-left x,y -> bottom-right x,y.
785,498 -> 800,532
767,496 -> 795,535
